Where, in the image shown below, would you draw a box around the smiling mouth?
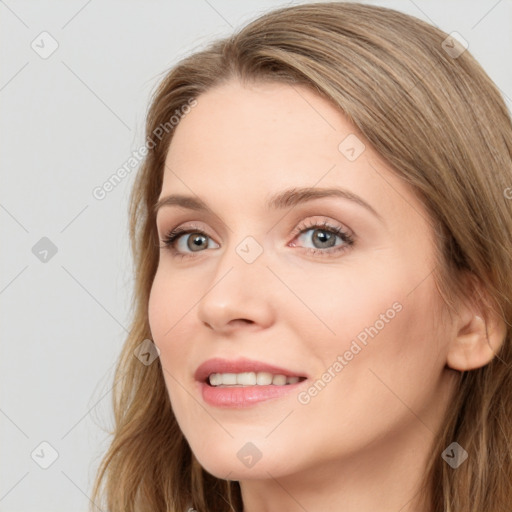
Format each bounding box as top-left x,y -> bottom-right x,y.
207,372 -> 307,387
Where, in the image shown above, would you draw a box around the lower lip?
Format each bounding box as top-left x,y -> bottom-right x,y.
199,380 -> 306,408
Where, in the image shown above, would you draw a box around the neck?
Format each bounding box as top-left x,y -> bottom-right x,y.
239,423 -> 434,512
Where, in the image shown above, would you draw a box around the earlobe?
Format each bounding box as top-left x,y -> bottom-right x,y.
446,312 -> 507,372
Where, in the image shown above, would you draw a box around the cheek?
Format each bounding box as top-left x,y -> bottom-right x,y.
320,276 -> 445,417
297,255 -> 444,394
284,259 -> 407,358
148,270 -> 192,371
147,275 -> 168,349
292,284 -> 445,454
148,274 -> 197,427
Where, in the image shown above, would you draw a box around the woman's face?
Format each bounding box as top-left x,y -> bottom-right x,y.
148,80 -> 457,482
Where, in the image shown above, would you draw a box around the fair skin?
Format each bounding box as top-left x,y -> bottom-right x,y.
148,80 -> 503,512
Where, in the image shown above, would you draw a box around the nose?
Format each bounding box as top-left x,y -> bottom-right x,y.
196,242 -> 275,334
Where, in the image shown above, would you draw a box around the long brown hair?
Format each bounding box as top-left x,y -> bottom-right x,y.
91,2 -> 512,511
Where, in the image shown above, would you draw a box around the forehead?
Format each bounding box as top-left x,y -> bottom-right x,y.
164,80 -> 352,180
160,80 -> 428,227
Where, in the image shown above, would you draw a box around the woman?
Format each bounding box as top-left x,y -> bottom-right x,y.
92,2 -> 512,511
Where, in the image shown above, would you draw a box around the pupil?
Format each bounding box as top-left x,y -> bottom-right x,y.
314,230 -> 335,248
188,233 -> 206,251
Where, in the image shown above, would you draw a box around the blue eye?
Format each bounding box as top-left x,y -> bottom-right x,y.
291,221 -> 354,256
161,227 -> 219,257
159,219 -> 354,259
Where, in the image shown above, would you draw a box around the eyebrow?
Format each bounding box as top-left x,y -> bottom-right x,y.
153,186 -> 383,222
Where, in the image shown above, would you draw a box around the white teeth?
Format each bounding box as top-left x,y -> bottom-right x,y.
236,372 -> 256,385
256,371 -> 273,385
208,372 -> 302,387
209,373 -> 223,386
222,373 -> 237,385
272,374 -> 287,385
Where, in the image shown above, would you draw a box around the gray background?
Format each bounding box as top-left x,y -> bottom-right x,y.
1,1 -> 511,510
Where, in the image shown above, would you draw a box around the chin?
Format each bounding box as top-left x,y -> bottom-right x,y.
189,439 -> 295,481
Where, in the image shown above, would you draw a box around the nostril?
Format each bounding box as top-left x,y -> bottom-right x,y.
230,319 -> 254,327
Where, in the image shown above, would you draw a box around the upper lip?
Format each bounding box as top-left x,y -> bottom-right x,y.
194,357 -> 308,382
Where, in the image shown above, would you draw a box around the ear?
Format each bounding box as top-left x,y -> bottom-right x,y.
446,274 -> 507,372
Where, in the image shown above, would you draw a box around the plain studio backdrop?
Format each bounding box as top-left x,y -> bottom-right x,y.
0,1 -> 511,510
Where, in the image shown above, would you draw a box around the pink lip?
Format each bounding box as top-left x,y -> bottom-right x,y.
194,357 -> 309,408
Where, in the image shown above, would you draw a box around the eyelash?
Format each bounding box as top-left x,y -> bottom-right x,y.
159,219 -> 355,260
